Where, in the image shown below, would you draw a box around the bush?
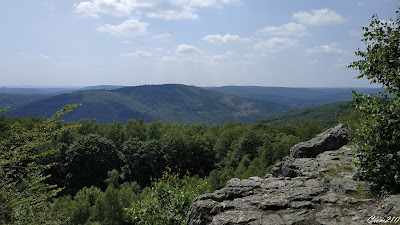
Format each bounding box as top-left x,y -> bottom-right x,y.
127,169 -> 209,225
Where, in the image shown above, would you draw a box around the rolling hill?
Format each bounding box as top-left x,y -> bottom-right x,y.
4,84 -> 288,125
258,101 -> 352,128
207,86 -> 382,108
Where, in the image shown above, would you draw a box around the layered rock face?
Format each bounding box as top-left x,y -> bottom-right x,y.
187,124 -> 400,225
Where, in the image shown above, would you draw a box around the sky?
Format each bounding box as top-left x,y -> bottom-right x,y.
0,0 -> 398,88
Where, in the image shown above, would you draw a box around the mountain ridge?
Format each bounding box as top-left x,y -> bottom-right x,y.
207,86 -> 383,108
4,84 -> 287,125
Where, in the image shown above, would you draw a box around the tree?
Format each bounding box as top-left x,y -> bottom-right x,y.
51,171 -> 140,225
349,8 -> 400,193
120,138 -> 165,186
107,120 -> 125,148
77,119 -> 99,136
64,134 -> 119,194
161,128 -> 214,177
90,171 -> 139,225
127,169 -> 209,225
0,104 -> 80,224
124,118 -> 146,141
146,121 -> 164,140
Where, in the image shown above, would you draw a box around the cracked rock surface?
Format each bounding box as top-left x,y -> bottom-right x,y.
187,124 -> 400,225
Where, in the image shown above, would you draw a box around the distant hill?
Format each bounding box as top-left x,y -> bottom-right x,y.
0,94 -> 50,109
0,87 -> 75,95
207,86 -> 382,108
4,84 -> 288,125
76,85 -> 124,92
258,101 -> 352,128
0,85 -> 123,95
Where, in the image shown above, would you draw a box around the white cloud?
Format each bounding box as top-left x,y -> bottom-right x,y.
211,54 -> 229,60
210,51 -> 239,61
151,33 -> 171,40
121,50 -> 153,57
175,44 -> 201,54
225,51 -> 238,56
39,54 -> 50,59
202,34 -> 250,43
144,3 -> 198,20
74,0 -> 240,20
161,56 -> 180,62
305,44 -> 346,55
253,37 -> 297,52
293,9 -> 346,26
97,19 -> 147,36
220,0 -> 241,4
258,22 -> 307,36
190,0 -> 240,7
190,0 -> 218,7
74,0 -> 142,18
162,50 -> 238,64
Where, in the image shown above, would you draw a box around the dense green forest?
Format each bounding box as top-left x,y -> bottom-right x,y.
258,101 -> 352,128
0,103 -> 339,224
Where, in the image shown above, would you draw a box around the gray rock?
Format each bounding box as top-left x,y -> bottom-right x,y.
187,125 -> 400,225
290,123 -> 349,158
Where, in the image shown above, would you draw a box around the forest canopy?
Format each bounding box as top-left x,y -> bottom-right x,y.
0,104 -> 330,224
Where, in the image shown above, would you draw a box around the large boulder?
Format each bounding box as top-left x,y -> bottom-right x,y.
187,125 -> 400,225
188,146 -> 400,225
289,123 -> 349,158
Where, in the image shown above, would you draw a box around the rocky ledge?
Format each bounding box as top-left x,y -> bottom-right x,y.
187,124 -> 400,225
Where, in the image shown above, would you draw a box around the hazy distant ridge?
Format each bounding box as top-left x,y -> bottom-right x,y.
207,86 -> 383,108
3,84 -> 286,124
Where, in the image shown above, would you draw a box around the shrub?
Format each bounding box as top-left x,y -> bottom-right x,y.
349,8 -> 400,193
127,169 -> 209,225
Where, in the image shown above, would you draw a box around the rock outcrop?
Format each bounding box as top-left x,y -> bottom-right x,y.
187,124 -> 400,225
289,123 -> 349,158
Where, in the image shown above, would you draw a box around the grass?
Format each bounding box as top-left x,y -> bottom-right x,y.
319,166 -> 355,179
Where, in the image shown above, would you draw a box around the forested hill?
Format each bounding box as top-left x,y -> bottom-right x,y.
258,101 -> 352,128
207,86 -> 382,108
5,84 -> 288,124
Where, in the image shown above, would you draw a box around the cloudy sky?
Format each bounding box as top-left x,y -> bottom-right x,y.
0,0 -> 397,87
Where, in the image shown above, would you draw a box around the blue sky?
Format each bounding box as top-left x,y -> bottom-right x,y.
0,0 -> 397,87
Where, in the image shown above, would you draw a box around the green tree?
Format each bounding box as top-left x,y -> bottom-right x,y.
77,119 -> 99,136
64,134 -> 119,194
0,114 -> 11,141
107,120 -> 125,148
232,131 -> 262,163
145,121 -> 164,140
349,9 -> 400,193
124,119 -> 146,141
296,120 -> 321,141
127,169 -> 209,225
51,172 -> 140,225
161,128 -> 214,177
120,138 -> 165,186
0,104 -> 80,224
69,186 -> 102,225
